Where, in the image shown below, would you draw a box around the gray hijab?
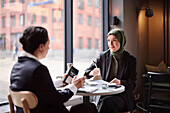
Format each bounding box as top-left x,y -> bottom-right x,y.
107,28 -> 126,56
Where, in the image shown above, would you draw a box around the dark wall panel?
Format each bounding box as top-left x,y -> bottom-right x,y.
148,0 -> 164,65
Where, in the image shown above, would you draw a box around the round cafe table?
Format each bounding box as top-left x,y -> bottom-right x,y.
77,80 -> 125,103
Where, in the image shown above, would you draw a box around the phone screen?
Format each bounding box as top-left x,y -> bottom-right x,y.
63,66 -> 79,84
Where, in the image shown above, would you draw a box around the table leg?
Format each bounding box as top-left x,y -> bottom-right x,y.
83,96 -> 90,103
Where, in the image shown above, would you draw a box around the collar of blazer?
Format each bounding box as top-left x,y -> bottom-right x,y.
104,50 -> 129,80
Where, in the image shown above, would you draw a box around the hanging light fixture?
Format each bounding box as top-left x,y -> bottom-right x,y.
113,16 -> 119,26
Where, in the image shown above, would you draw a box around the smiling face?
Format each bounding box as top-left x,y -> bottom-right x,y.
107,35 -> 120,52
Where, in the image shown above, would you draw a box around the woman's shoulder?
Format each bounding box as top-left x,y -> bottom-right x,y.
124,51 -> 136,61
100,49 -> 110,56
18,57 -> 45,69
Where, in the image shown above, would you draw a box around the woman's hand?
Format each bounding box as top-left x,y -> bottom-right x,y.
89,68 -> 100,76
93,68 -> 100,75
72,76 -> 86,89
110,78 -> 121,85
62,73 -> 71,86
62,73 -> 68,81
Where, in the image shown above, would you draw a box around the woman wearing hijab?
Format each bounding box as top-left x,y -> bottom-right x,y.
85,28 -> 137,113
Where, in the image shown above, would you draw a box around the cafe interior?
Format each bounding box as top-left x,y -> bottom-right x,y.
0,0 -> 170,113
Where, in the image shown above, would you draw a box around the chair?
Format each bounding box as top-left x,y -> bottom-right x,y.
143,72 -> 170,113
8,89 -> 38,113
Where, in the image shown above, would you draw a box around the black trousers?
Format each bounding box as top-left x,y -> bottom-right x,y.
98,95 -> 129,113
70,102 -> 98,113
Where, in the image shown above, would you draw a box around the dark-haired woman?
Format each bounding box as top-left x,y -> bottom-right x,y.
10,26 -> 98,113
85,29 -> 137,113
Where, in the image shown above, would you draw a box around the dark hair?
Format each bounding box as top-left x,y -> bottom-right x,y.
19,26 -> 49,53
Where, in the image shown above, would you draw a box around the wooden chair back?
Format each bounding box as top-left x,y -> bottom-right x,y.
8,89 -> 38,113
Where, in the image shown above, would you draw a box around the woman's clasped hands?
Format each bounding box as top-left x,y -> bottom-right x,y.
110,78 -> 121,85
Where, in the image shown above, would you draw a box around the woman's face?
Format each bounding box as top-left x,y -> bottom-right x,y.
41,38 -> 50,59
107,35 -> 120,52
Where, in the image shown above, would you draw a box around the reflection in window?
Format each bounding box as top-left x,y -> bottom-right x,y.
10,15 -> 16,27
1,16 -> 6,28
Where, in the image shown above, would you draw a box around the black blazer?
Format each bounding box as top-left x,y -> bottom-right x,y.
85,50 -> 137,111
10,57 -> 73,113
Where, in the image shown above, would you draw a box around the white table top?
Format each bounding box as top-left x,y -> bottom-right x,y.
77,85 -> 125,96
77,80 -> 125,96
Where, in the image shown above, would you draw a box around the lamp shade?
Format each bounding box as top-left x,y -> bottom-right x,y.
145,6 -> 153,17
113,16 -> 119,26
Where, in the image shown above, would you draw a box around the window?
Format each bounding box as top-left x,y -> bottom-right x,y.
78,37 -> 83,49
41,16 -> 47,24
87,16 -> 92,26
95,39 -> 98,49
1,16 -> 6,28
88,0 -> 92,6
20,0 -> 25,4
10,33 -> 21,49
0,0 -> 105,105
73,0 -> 102,72
0,0 -> 64,103
78,14 -> 83,24
78,0 -> 84,9
94,0 -> 99,8
87,38 -> 91,49
61,9 -> 64,22
10,0 -> 15,3
0,34 -> 6,50
1,0 -> 6,7
20,14 -> 25,26
95,18 -> 98,27
10,15 -> 16,27
52,9 -> 56,22
30,14 -> 36,24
